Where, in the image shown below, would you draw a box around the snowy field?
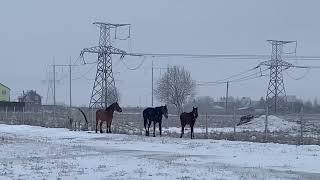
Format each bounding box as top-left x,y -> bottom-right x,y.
0,124 -> 320,180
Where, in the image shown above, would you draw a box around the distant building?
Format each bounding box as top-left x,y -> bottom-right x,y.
239,97 -> 252,107
18,90 -> 42,105
0,83 -> 10,101
219,96 -> 235,103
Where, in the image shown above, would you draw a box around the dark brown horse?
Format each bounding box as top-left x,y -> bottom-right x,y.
180,107 -> 198,139
96,102 -> 122,133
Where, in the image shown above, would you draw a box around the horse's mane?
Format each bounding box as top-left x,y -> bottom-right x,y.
154,106 -> 162,110
105,102 -> 116,111
154,106 -> 166,112
185,108 -> 198,119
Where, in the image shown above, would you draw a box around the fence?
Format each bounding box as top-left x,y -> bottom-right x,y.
0,106 -> 69,128
0,105 -> 319,145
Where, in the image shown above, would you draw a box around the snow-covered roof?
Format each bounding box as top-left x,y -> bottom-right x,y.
0,82 -> 10,90
213,105 -> 224,110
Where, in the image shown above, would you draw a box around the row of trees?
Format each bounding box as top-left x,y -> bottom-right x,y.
111,65 -> 320,114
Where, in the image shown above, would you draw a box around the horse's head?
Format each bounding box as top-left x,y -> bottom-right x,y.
192,106 -> 198,119
162,105 -> 168,119
114,102 -> 123,112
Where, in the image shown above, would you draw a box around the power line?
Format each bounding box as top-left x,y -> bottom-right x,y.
228,72 -> 268,83
120,56 -> 146,70
211,66 -> 259,83
72,64 -> 96,81
285,68 -> 311,80
198,67 -> 269,85
124,52 -> 320,61
291,65 -> 320,69
135,53 -> 270,59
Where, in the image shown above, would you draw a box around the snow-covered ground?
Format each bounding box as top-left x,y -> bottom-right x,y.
164,115 -> 300,135
0,124 -> 320,180
237,115 -> 299,132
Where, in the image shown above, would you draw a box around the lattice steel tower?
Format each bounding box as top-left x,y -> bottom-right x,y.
259,40 -> 296,113
80,22 -> 130,108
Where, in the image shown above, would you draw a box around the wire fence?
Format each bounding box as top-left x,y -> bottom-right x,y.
0,105 -> 319,145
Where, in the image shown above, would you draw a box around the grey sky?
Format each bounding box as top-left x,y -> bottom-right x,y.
1,0 -> 320,106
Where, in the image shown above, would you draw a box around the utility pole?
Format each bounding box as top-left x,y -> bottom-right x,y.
53,58 -> 56,122
226,81 -> 229,113
258,40 -> 296,113
264,106 -> 269,142
80,22 -> 139,109
69,57 -> 72,118
151,60 -> 154,106
51,60 -> 78,122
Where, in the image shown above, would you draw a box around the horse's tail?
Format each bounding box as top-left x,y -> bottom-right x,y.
143,111 -> 147,129
77,108 -> 88,125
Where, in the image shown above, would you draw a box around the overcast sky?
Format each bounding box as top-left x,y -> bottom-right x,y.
1,0 -> 320,107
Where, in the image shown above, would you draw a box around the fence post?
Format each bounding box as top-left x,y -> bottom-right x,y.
299,108 -> 304,145
264,107 -> 269,142
41,107 -> 44,127
205,113 -> 208,138
233,107 -> 236,134
90,109 -> 94,131
5,106 -> 8,122
13,106 -> 16,124
318,126 -> 320,146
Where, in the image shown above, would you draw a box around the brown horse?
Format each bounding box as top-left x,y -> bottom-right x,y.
180,107 -> 198,139
96,102 -> 122,133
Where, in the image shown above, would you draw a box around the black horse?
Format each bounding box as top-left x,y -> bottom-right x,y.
143,105 -> 168,137
180,107 -> 198,139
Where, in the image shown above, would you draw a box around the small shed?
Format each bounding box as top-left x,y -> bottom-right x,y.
0,83 -> 10,101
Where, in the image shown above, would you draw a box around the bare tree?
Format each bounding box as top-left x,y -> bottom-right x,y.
155,66 -> 196,113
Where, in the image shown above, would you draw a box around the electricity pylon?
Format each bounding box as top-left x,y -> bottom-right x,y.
80,22 -> 130,109
259,40 -> 296,113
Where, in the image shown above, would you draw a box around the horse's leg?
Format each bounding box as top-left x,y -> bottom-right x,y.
190,125 -> 194,139
147,120 -> 152,136
100,121 -> 103,133
144,116 -> 148,136
192,124 -> 195,139
108,121 -> 112,133
95,120 -> 99,133
153,121 -> 156,137
180,125 -> 185,138
159,122 -> 162,137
